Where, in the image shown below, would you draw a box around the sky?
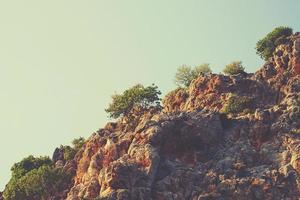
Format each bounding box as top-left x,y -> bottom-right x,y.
1,0 -> 300,190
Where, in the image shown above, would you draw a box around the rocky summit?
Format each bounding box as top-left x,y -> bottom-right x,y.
2,33 -> 300,200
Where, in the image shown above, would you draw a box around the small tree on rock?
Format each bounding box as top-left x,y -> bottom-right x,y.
193,63 -> 212,76
105,84 -> 161,120
174,63 -> 212,87
62,137 -> 86,161
223,61 -> 245,75
256,26 -> 293,61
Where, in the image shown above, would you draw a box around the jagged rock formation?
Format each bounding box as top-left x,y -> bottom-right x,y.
2,34 -> 300,200
59,34 -> 300,199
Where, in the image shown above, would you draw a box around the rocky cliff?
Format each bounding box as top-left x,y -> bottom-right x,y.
2,33 -> 300,200
62,33 -> 300,200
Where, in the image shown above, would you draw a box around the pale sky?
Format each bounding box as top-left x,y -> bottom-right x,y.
1,0 -> 300,190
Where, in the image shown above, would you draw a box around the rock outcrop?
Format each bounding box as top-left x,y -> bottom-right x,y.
61,33 -> 300,199
3,33 -> 300,200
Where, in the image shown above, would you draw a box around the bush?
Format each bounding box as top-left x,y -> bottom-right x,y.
62,146 -> 76,161
193,63 -> 212,76
174,63 -> 212,87
3,156 -> 72,200
105,84 -> 161,119
222,94 -> 253,114
10,155 -> 52,179
72,137 -> 85,151
256,26 -> 293,61
62,137 -> 85,161
223,61 -> 245,75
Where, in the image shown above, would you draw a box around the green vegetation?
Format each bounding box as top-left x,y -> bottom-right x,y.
3,156 -> 72,200
9,155 -> 52,179
193,63 -> 212,76
223,61 -> 245,75
174,63 -> 212,87
222,94 -> 253,114
62,137 -> 85,161
105,84 -> 161,119
256,26 -> 293,61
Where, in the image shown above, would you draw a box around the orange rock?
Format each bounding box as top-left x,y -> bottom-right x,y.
293,62 -> 300,75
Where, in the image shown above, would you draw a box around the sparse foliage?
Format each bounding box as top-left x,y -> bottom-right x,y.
174,64 -> 212,87
222,94 -> 253,114
223,61 -> 245,75
174,65 -> 194,87
63,137 -> 85,161
72,137 -> 85,151
105,84 -> 161,119
193,63 -> 212,76
256,26 -> 293,61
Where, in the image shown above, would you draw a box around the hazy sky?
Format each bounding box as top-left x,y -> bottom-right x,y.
1,0 -> 300,190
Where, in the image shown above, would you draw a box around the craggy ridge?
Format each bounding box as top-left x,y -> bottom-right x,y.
63,33 -> 300,199
2,33 -> 300,200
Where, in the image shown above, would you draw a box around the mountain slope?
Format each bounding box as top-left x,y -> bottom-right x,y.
2,33 -> 300,200
65,33 -> 300,199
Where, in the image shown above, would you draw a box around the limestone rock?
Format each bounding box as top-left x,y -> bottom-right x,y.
4,32 -> 300,200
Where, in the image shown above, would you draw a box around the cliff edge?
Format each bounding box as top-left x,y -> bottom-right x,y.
62,34 -> 300,199
2,33 -> 300,200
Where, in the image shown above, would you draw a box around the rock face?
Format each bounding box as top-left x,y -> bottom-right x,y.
67,110 -> 223,199
61,34 -> 300,199
3,34 -> 300,200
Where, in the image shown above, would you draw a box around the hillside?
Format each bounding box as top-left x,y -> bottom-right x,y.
2,30 -> 300,200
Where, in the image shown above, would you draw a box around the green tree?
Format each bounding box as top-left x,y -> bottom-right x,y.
256,26 -> 293,61
62,137 -> 85,161
174,64 -> 212,87
72,137 -> 85,151
3,156 -> 72,200
10,155 -> 52,179
193,63 -> 212,76
105,84 -> 161,119
222,94 -> 253,114
174,65 -> 194,87
223,61 -> 245,75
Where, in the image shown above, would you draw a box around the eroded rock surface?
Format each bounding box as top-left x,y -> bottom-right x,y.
62,33 -> 300,200
3,33 -> 300,200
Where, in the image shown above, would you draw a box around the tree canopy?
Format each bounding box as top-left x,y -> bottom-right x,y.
105,84 -> 161,119
223,61 -> 245,75
174,63 -> 212,87
3,156 -> 71,200
256,26 -> 293,61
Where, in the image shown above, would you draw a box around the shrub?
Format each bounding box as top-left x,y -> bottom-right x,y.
3,156 -> 72,200
256,26 -> 293,61
222,94 -> 253,114
62,146 -> 76,161
10,155 -> 52,179
223,61 -> 245,75
105,84 -> 161,119
174,63 -> 212,87
72,137 -> 85,151
62,137 -> 85,161
174,65 -> 194,87
193,63 -> 212,76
